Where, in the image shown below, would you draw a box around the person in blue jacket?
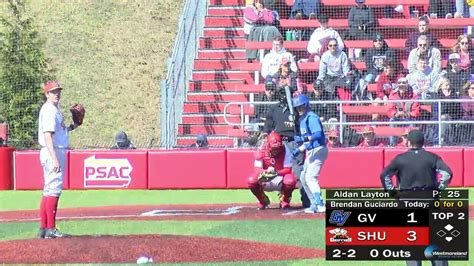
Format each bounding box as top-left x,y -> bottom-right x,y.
292,94 -> 328,213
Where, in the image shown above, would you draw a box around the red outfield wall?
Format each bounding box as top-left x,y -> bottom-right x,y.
11,148 -> 474,190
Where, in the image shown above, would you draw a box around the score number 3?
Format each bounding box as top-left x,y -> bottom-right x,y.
406,230 -> 417,242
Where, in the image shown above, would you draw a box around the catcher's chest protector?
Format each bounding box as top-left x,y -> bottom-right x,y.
258,149 -> 285,171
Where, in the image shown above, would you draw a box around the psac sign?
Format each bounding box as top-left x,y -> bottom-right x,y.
84,155 -> 132,188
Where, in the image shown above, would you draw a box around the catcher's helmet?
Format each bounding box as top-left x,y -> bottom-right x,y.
266,131 -> 283,150
292,94 -> 309,108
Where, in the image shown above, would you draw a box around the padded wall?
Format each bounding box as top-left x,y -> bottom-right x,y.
226,149 -> 255,188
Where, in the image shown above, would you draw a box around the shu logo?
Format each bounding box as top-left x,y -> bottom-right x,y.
83,155 -> 132,188
329,228 -> 352,244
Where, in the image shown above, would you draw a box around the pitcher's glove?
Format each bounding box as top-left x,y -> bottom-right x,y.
258,167 -> 278,182
70,103 -> 85,126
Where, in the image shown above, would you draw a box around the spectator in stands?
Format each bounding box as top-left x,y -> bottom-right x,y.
355,34 -> 397,100
461,81 -> 474,119
244,0 -> 281,60
357,126 -> 385,147
111,131 -> 136,149
375,60 -> 405,100
459,81 -> 474,144
309,79 -> 338,121
405,16 -> 442,54
444,53 -> 471,97
433,77 -> 462,145
315,38 -> 352,100
306,13 -> 344,62
273,58 -> 298,92
451,34 -> 474,74
428,0 -> 454,18
408,35 -> 442,74
254,79 -> 277,123
326,129 -> 343,148
346,0 -> 376,40
289,0 -> 320,19
407,55 -> 441,100
395,127 -> 411,147
261,36 -> 298,79
387,77 -> 421,145
189,134 -> 208,148
238,123 -> 263,148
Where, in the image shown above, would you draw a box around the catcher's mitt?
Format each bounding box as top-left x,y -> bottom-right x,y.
70,103 -> 85,126
258,167 -> 278,182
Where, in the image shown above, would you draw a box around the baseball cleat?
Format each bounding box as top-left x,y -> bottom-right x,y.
44,228 -> 71,239
303,206 -> 317,214
38,228 -> 47,239
316,205 -> 326,213
304,205 -> 326,214
279,201 -> 291,209
257,195 -> 270,210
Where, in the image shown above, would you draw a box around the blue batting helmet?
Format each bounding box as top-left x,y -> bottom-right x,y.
292,94 -> 309,108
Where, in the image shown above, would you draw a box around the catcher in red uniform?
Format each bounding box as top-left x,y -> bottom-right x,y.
248,131 -> 297,210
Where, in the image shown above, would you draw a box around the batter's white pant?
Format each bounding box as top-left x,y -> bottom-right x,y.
40,147 -> 66,197
300,146 -> 328,207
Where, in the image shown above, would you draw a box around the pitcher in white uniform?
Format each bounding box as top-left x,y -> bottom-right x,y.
38,81 -> 80,238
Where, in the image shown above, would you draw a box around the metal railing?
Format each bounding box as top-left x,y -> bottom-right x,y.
160,0 -> 208,148
223,98 -> 474,146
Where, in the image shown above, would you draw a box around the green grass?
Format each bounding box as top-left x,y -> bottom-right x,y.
0,189 -> 473,265
1,0 -> 183,148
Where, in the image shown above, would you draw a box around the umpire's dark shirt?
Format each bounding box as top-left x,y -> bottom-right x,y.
263,103 -> 297,138
380,148 -> 452,191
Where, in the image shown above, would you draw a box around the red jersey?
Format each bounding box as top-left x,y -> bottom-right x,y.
254,143 -> 291,176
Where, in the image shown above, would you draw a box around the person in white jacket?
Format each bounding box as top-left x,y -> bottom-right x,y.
261,36 -> 298,79
307,13 -> 344,61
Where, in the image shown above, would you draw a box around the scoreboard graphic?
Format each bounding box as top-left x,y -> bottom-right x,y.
325,189 -> 469,260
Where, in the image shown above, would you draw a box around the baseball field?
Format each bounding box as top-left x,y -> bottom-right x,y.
0,189 -> 473,265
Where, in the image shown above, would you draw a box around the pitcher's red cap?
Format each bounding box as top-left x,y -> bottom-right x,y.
43,81 -> 62,93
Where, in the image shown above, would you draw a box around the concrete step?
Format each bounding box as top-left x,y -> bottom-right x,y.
178,124 -> 240,135
186,92 -> 249,102
193,59 -> 247,70
192,70 -> 254,83
199,37 -> 245,49
189,80 -> 244,91
176,136 -> 234,147
197,49 -> 246,59
205,16 -> 244,27
209,0 -> 244,6
182,114 -> 242,124
183,102 -> 254,115
208,6 -> 244,16
203,28 -> 245,37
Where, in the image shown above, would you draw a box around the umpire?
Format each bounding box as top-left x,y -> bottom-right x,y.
380,129 -> 452,266
263,85 -> 311,208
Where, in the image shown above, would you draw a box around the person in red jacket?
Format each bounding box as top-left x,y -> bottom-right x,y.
248,131 -> 297,210
375,60 -> 404,100
395,127 -> 413,147
357,126 -> 385,147
387,77 -> 421,145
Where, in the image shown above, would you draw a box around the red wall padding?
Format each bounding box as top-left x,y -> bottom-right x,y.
10,148 -> 473,190
319,148 -> 385,188
384,148 -> 464,187
226,149 -> 255,188
69,151 -> 148,189
14,150 -> 70,190
464,148 -> 474,186
148,150 -> 227,189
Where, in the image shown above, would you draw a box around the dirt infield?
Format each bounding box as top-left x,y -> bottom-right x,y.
0,203 -> 322,222
0,235 -> 324,264
0,204 -> 324,264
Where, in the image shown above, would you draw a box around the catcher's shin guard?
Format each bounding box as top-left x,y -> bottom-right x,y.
280,174 -> 296,208
248,173 -> 269,209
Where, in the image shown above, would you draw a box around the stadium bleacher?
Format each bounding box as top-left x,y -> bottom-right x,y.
177,0 -> 474,147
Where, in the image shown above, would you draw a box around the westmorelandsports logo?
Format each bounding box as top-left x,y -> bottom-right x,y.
84,155 -> 132,188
